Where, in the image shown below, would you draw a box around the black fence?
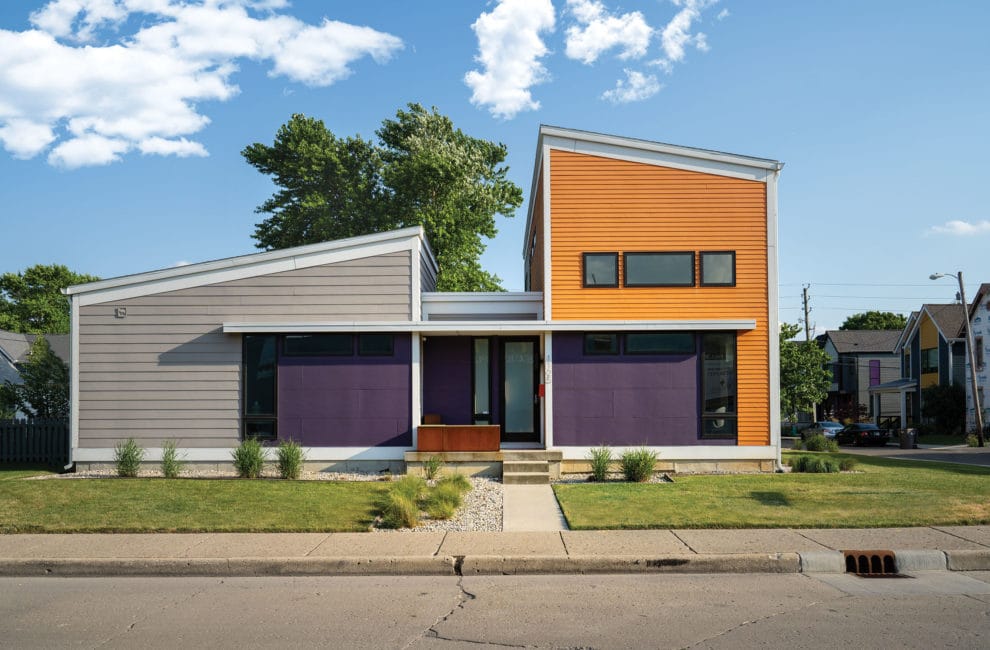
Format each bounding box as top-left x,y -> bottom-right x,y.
0,418 -> 70,468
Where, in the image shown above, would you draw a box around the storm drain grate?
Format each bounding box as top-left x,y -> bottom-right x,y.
843,550 -> 899,577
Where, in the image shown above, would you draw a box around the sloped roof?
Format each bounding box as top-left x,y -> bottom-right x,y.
826,330 -> 901,354
0,329 -> 71,365
925,303 -> 968,339
970,283 -> 990,318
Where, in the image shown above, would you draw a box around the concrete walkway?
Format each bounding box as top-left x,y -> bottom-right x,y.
1,526 -> 989,577
502,484 -> 569,531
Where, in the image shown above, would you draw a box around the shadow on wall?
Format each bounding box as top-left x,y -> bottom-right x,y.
158,329 -> 239,366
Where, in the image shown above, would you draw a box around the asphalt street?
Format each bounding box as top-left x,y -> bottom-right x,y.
3,572 -> 989,649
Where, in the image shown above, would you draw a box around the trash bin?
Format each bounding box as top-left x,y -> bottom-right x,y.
899,428 -> 917,449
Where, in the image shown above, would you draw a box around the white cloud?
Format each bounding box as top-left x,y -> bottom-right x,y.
1,1 -> 403,167
653,0 -> 717,70
564,0 -> 653,65
929,220 -> 990,236
601,68 -> 661,103
717,8 -> 730,21
464,0 -> 556,120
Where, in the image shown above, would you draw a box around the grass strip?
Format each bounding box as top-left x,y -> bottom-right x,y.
553,453 -> 990,530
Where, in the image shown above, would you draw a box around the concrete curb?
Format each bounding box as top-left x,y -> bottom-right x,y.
2,549 -> 989,578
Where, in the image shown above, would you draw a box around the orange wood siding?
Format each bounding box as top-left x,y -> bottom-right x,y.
527,169 -> 545,291
548,149 -> 770,446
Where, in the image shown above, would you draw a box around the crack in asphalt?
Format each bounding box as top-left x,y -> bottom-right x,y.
89,580 -> 215,649
677,598 -> 828,649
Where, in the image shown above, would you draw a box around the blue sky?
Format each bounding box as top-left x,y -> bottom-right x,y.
2,0 -> 989,335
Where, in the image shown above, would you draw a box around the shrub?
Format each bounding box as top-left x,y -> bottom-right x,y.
790,455 -> 839,473
587,445 -> 613,482
838,457 -> 857,471
423,482 -> 463,519
276,439 -> 306,480
803,434 -> 839,453
231,438 -> 266,478
392,475 -> 427,502
379,491 -> 420,528
620,447 -> 658,482
436,473 -> 472,494
423,454 -> 444,480
114,438 -> 144,477
160,439 -> 183,479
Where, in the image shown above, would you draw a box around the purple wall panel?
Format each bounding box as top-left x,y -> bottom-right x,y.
422,337 -> 473,425
278,334 -> 411,447
552,333 -> 726,446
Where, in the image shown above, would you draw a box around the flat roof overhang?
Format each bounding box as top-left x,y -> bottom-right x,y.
223,319 -> 758,335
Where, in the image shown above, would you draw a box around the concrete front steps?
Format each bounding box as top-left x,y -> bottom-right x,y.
502,450 -> 563,485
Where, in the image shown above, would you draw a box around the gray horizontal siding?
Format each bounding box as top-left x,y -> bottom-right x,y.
77,251 -> 412,449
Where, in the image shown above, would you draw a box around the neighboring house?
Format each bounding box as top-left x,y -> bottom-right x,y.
966,283 -> 990,432
0,329 -> 70,418
822,330 -> 901,426
65,126 -> 783,473
871,304 -> 967,427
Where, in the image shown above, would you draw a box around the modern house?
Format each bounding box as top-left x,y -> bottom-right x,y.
966,284 -> 990,432
821,330 -> 901,426
871,304 -> 968,428
65,126 -> 783,475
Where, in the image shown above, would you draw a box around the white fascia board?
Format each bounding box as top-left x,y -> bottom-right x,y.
222,319 -> 757,334
540,126 -> 783,181
69,295 -> 79,468
67,227 -> 424,302
75,238 -> 419,307
422,292 -> 543,303
895,312 -> 919,352
767,169 -> 781,464
554,445 -> 776,461
522,125 -> 548,258
542,143 -> 552,321
73,446 -> 411,463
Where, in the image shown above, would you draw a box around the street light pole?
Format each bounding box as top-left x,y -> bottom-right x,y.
930,271 -> 985,447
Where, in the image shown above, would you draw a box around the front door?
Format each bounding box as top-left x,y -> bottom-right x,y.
501,338 -> 539,443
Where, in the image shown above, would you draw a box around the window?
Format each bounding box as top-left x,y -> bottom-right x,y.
584,333 -> 619,355
624,252 -> 694,287
625,332 -> 695,355
700,251 -> 735,286
700,333 -> 737,440
583,253 -> 618,287
473,338 -> 491,424
284,334 -> 352,356
904,349 -> 912,376
921,347 -> 938,374
976,336 -> 985,370
243,334 -> 277,439
869,359 -> 881,387
358,334 -> 393,356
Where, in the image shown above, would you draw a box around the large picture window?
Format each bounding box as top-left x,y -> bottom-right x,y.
243,334 -> 277,440
583,252 -> 619,287
584,333 -> 619,355
921,347 -> 938,374
700,251 -> 735,286
284,334 -> 352,356
625,332 -> 695,355
624,252 -> 694,287
358,334 -> 394,356
700,333 -> 737,440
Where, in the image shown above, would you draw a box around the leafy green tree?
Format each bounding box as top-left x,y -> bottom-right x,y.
839,311 -> 907,331
0,264 -> 99,334
0,336 -> 69,419
243,104 -> 524,291
921,383 -> 965,435
779,323 -> 831,421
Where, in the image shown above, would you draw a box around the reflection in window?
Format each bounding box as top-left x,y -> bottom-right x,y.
921,347 -> 938,374
243,334 -> 277,440
700,251 -> 735,286
584,333 -> 619,355
583,253 -> 619,287
624,252 -> 694,286
358,334 -> 393,356
473,338 -> 491,424
700,333 -> 737,440
284,334 -> 352,356
625,332 -> 695,355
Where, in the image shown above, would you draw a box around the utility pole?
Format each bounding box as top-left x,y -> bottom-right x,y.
802,285 -> 816,420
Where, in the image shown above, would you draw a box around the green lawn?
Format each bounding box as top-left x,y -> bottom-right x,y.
0,474 -> 389,533
0,465 -> 54,481
553,453 -> 990,530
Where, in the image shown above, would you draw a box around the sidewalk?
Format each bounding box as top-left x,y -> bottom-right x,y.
2,526 -> 988,577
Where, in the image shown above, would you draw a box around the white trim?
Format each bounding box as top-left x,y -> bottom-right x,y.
767,169 -> 782,466
69,295 -> 80,468
411,332 -> 421,451
422,292 -> 543,321
222,319 -> 759,334
411,239 -> 422,322
554,445 -> 777,461
544,332 -> 553,449
542,142 -> 552,321
72,446 -> 412,463
422,292 -> 543,303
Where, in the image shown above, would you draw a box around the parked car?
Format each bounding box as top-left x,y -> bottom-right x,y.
836,423 -> 889,447
802,421 -> 845,440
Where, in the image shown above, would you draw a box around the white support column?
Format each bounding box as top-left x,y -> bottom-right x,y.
900,391 -> 907,428
544,332 -> 553,450
411,332 -> 421,449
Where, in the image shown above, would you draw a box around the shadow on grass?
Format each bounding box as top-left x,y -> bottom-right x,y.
750,491 -> 790,507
